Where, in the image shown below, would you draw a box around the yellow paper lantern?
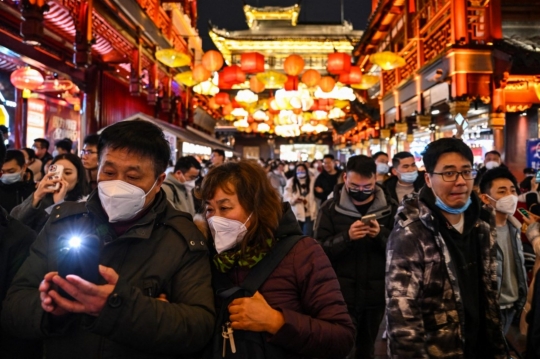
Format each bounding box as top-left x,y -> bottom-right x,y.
156,49 -> 191,68
351,74 -> 380,90
256,71 -> 287,88
369,51 -> 406,71
174,71 -> 198,87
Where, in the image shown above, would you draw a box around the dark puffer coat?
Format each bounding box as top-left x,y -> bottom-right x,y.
216,204 -> 355,359
2,191 -> 215,359
314,183 -> 397,309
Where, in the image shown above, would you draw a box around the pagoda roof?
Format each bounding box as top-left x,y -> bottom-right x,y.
243,4 -> 301,28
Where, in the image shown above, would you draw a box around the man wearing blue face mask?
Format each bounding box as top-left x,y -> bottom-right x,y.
386,138 -> 507,359
315,155 -> 397,359
2,119 -> 215,358
0,150 -> 36,212
383,151 -> 426,204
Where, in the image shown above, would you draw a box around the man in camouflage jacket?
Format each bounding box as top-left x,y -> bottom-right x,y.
385,138 -> 508,359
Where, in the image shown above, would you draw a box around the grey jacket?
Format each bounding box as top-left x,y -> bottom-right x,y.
2,191 -> 215,358
162,173 -> 196,216
386,192 -> 507,359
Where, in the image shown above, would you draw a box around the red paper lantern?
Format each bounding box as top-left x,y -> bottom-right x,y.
221,65 -> 246,85
218,73 -> 233,90
10,67 -> 44,90
208,97 -> 220,110
319,76 -> 336,93
240,52 -> 265,74
222,103 -> 233,116
338,66 -> 362,85
249,76 -> 265,93
284,75 -> 299,91
301,69 -> 321,87
284,54 -> 305,76
327,52 -> 351,75
202,50 -> 224,72
192,64 -> 211,83
215,92 -> 231,105
318,98 -> 335,111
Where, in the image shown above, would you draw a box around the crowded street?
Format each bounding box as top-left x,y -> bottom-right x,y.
0,0 -> 540,358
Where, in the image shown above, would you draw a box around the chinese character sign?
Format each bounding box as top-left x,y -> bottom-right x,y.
526,139 -> 540,170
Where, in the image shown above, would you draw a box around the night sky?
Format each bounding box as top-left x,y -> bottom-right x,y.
197,0 -> 372,51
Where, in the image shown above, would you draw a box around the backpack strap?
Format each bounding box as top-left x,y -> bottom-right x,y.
162,182 -> 180,203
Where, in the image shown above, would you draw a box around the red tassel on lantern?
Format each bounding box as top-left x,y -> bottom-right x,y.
284,76 -> 299,91
240,52 -> 265,74
327,53 -> 351,75
338,66 -> 362,85
221,65 -> 246,85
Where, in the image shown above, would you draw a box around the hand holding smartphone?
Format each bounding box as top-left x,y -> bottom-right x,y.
519,208 -> 530,219
360,214 -> 377,225
47,164 -> 64,191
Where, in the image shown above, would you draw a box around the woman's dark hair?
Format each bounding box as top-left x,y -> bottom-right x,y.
292,163 -> 310,194
21,147 -> 37,160
98,120 -> 171,178
197,160 -> 283,253
422,138 -> 473,173
51,153 -> 88,201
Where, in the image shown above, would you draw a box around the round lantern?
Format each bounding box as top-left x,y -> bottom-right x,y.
221,65 -> 246,85
215,92 -> 231,106
10,67 -> 44,91
202,50 -> 224,72
338,66 -> 362,85
240,52 -> 265,74
192,64 -> 211,83
319,76 -> 336,93
218,73 -> 233,90
301,69 -> 321,87
284,75 -> 299,91
327,52 -> 351,75
208,97 -> 220,110
284,54 -> 305,76
249,76 -> 266,93
222,103 -> 233,116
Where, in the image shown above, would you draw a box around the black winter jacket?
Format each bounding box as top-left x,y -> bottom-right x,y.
314,183 -> 397,309
382,171 -> 426,204
2,191 -> 215,359
0,180 -> 35,213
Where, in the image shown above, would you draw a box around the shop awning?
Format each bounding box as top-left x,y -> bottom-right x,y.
185,126 -> 234,153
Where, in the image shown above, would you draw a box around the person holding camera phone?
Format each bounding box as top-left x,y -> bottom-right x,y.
2,119 -> 214,359
10,154 -> 87,234
315,155 -> 397,359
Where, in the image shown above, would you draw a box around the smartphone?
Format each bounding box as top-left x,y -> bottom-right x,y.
47,164 -> 64,190
536,171 -> 540,184
57,234 -> 101,300
361,214 -> 377,225
519,208 -> 531,219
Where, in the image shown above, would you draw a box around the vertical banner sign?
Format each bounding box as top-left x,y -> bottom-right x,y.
46,102 -> 81,152
526,139 -> 540,170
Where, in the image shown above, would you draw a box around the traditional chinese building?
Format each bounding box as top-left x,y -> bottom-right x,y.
351,0 -> 540,175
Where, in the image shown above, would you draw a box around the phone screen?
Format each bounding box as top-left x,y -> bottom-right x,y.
519,208 -> 530,218
536,171 -> 540,183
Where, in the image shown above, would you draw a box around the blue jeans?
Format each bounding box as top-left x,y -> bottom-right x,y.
500,306 -> 516,335
298,217 -> 313,237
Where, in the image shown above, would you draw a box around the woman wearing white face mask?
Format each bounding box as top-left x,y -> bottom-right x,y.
197,161 -> 354,359
478,167 -> 528,336
283,163 -> 317,236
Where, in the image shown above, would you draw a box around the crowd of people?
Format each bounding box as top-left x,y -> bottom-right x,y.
1,119 -> 540,358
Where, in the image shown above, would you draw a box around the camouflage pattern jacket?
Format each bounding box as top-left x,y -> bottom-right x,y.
385,191 -> 508,359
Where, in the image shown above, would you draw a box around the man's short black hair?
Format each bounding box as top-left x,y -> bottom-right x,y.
174,156 -> 201,173
422,138 -> 473,173
479,167 -> 520,195
485,150 -> 501,159
5,150 -> 25,168
22,147 -> 36,160
392,151 -> 414,168
323,154 -> 335,161
84,134 -> 99,147
99,119 -> 171,178
524,167 -> 536,175
372,151 -> 388,162
0,125 -> 8,135
34,138 -> 50,150
346,155 -> 376,178
0,139 -> 5,167
55,138 -> 73,153
212,149 -> 225,158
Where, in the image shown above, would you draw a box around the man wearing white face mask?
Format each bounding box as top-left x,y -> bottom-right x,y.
2,119 -> 215,358
0,150 -> 36,212
479,167 -> 528,335
162,155 -> 200,216
383,151 -> 426,204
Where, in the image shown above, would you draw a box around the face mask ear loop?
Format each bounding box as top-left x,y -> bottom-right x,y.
144,178 -> 159,197
243,213 -> 253,226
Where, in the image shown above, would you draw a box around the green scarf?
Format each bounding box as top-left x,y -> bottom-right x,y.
213,238 -> 274,273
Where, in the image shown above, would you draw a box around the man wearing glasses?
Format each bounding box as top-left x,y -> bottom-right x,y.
386,138 -> 507,359
315,155 -> 397,359
80,134 -> 99,193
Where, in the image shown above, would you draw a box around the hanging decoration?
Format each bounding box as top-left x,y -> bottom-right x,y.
301,69 -> 321,87
192,64 -> 211,83
319,76 -> 336,93
327,52 -> 351,74
215,92 -> 231,105
350,74 -> 380,90
369,51 -> 406,71
174,71 -> 198,87
338,66 -> 362,85
256,71 -> 287,88
202,50 -> 224,72
240,52 -> 265,74
11,67 -> 44,97
284,75 -> 299,91
155,49 -> 191,68
221,65 -> 246,85
283,54 -> 305,76
249,76 -> 266,93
